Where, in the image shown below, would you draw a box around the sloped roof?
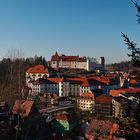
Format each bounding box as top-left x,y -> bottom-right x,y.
26,65 -> 49,74
55,113 -> 77,122
51,52 -> 60,61
87,76 -> 110,85
110,90 -> 120,97
80,93 -> 94,99
95,95 -> 113,104
12,100 -> 34,118
47,77 -> 64,84
87,74 -> 120,85
67,77 -> 83,84
51,52 -> 87,62
119,88 -> 140,93
110,88 -> 140,97
67,77 -> 90,87
81,77 -> 90,87
61,55 -> 79,61
129,79 -> 139,84
33,77 -> 64,85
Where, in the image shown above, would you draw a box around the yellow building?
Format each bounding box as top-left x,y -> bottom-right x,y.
77,93 -> 95,112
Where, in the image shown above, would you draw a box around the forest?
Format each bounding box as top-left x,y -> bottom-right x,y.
0,55 -> 47,106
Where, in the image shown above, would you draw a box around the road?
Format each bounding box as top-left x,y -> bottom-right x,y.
39,104 -> 74,113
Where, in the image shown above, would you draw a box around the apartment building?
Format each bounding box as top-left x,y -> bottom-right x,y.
77,93 -> 95,112
31,78 -> 69,97
112,96 -> 129,118
95,95 -> 113,117
30,74 -> 121,97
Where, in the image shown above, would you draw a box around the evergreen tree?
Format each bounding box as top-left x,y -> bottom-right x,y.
122,0 -> 140,67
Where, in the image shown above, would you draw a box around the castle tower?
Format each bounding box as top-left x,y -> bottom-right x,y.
100,57 -> 105,70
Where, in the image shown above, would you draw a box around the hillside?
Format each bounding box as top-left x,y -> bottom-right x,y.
0,56 -> 47,106
105,61 -> 134,72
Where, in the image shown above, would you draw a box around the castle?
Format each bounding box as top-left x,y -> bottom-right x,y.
49,52 -> 105,71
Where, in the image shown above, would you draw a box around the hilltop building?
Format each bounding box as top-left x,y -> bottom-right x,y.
49,52 -> 105,71
26,64 -> 49,86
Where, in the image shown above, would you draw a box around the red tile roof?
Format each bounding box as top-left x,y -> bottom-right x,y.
81,93 -> 94,98
81,77 -> 90,87
67,77 -> 83,84
47,78 -> 64,84
26,65 -> 49,74
109,90 -> 120,97
67,77 -> 90,87
110,88 -> 140,97
88,76 -> 111,85
67,75 -> 118,87
61,55 -> 79,61
51,52 -> 87,62
130,79 -> 139,84
120,88 -> 140,93
87,74 -> 120,86
34,77 -> 64,85
95,95 -> 113,104
12,100 -> 34,118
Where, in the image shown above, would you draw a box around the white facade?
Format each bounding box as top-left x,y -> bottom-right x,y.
50,53 -> 105,71
30,79 -> 70,97
26,73 -> 49,87
30,75 -> 120,97
26,65 -> 49,87
31,84 -> 46,95
80,86 -> 91,95
70,84 -> 80,96
58,81 -> 69,97
77,61 -> 88,71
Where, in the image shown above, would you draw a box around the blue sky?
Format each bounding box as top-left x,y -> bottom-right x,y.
0,0 -> 140,64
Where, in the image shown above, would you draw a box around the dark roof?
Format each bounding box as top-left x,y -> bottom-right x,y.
51,52 -> 60,61
95,95 -> 113,104
113,96 -> 128,103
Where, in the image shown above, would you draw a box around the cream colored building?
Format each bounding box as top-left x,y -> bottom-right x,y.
77,93 -> 95,111
112,97 -> 128,118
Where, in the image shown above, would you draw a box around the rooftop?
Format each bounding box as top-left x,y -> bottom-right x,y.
26,65 -> 49,74
54,113 -> 77,122
110,88 -> 140,97
80,93 -> 94,99
12,100 -> 35,118
95,95 -> 113,104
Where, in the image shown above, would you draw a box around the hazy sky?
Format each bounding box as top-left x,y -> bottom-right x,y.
0,0 -> 140,64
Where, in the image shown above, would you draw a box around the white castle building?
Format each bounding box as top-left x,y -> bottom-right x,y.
50,52 -> 105,71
